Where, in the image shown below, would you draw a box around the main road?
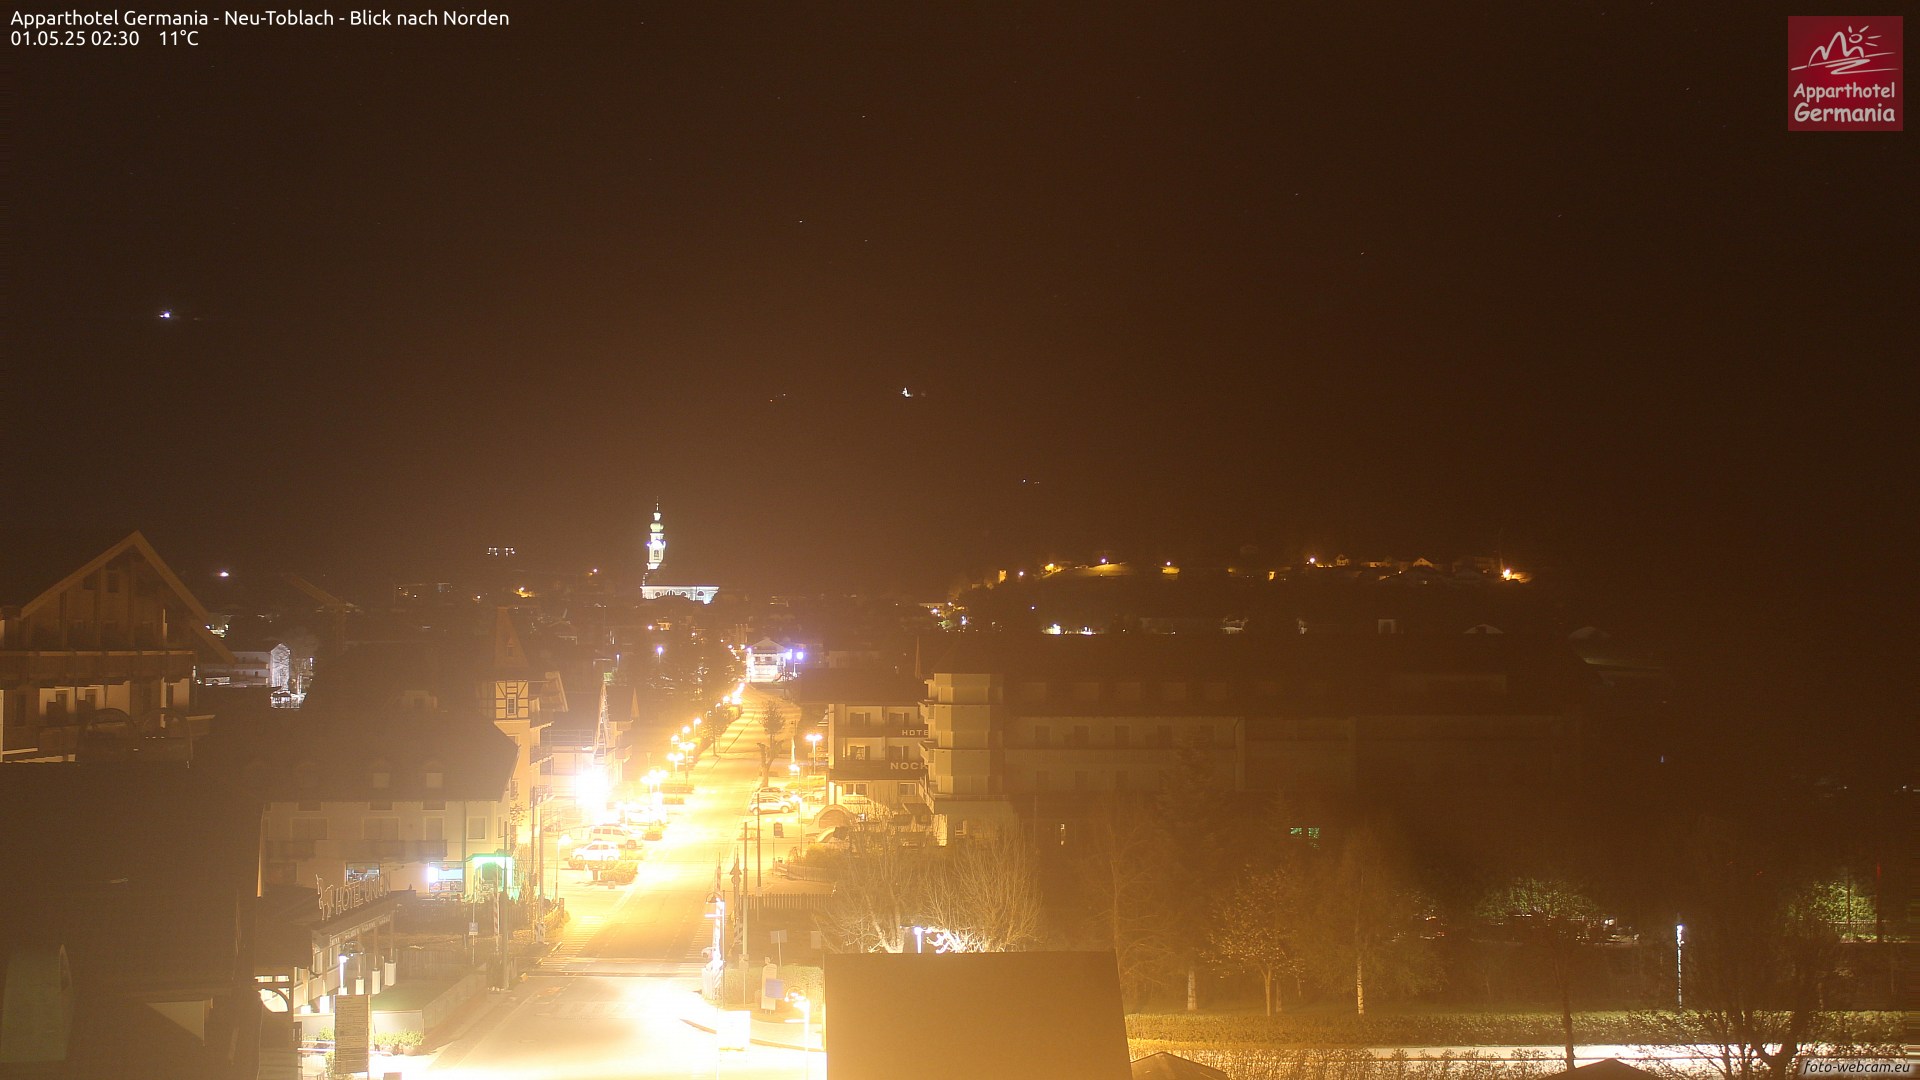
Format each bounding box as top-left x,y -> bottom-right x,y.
427,689 -> 820,1079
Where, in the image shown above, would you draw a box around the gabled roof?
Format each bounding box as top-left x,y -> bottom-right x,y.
2,529 -> 234,664
1132,1052 -> 1232,1080
1544,1060 -> 1664,1080
204,709 -> 516,802
0,526 -> 131,604
825,951 -> 1129,1080
786,668 -> 924,707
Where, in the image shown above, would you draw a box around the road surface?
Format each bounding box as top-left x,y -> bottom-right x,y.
428,689 -> 822,1080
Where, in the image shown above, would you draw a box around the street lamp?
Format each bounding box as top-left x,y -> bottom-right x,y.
1675,922 -> 1686,1009
787,990 -> 815,1078
805,732 -> 821,769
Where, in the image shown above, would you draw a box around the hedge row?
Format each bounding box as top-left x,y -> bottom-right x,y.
1125,1045 -> 1564,1080
1124,1011 -> 1904,1049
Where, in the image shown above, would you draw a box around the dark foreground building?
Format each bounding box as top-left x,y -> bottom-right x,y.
825,951 -> 1130,1080
0,764 -> 263,1078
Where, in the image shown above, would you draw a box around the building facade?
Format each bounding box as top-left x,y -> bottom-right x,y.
217,711 -> 518,894
0,531 -> 233,761
789,670 -> 928,818
914,635 -> 1593,844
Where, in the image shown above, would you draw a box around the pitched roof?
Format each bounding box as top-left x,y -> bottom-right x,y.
0,525 -> 133,605
1544,1060 -> 1664,1080
203,710 -> 516,802
1131,1052 -> 1233,1080
785,668 -> 925,707
0,528 -> 234,664
825,951 -> 1129,1080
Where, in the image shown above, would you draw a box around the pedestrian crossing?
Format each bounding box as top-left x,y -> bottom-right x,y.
547,913 -> 606,960
534,1000 -> 647,1019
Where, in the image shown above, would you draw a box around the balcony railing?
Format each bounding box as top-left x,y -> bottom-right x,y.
336,839 -> 447,862
830,759 -> 927,780
0,649 -> 199,683
264,839 -> 318,860
838,723 -> 928,739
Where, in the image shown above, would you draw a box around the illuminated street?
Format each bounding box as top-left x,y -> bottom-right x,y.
429,693 -> 821,1078
10,8 -> 1911,1079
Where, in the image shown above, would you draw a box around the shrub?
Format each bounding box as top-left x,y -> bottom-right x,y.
371,1029 -> 425,1054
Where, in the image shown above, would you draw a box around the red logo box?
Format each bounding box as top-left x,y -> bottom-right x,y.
1789,16 -> 1903,130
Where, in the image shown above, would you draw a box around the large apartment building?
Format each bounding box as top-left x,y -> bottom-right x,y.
915,634 -> 1596,844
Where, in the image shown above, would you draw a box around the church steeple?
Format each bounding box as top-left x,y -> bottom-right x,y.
646,502 -> 666,576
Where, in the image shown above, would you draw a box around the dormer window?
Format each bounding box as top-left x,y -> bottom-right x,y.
369,759 -> 391,790
423,760 -> 444,791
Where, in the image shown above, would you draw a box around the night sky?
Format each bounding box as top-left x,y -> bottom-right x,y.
7,5 -> 1914,737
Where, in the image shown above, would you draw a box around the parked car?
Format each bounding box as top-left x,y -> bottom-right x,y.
747,793 -> 792,813
587,825 -> 641,848
623,805 -> 669,827
568,837 -> 622,860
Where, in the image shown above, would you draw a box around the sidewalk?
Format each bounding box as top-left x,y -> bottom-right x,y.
677,988 -> 822,1052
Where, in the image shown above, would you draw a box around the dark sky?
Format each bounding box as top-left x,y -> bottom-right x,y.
7,3 -> 1915,731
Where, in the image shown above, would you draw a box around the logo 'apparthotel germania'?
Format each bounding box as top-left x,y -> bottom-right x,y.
1788,16 -> 1903,130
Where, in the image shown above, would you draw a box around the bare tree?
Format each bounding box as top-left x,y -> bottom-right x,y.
1208,864 -> 1310,1016
1660,827 -> 1845,1080
921,832 -> 1046,952
824,837 -> 930,953
1303,824 -> 1440,1016
1077,806 -> 1182,1010
1477,877 -> 1605,1070
1156,736 -> 1244,1011
825,831 -> 1045,955
760,698 -> 790,746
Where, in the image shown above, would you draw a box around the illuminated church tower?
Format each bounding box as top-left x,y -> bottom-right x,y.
646,503 -> 666,576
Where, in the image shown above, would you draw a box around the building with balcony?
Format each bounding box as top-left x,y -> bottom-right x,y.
914,634 -> 1595,845
789,670 -> 928,819
209,709 -> 516,894
295,607 -> 569,881
0,530 -> 234,762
